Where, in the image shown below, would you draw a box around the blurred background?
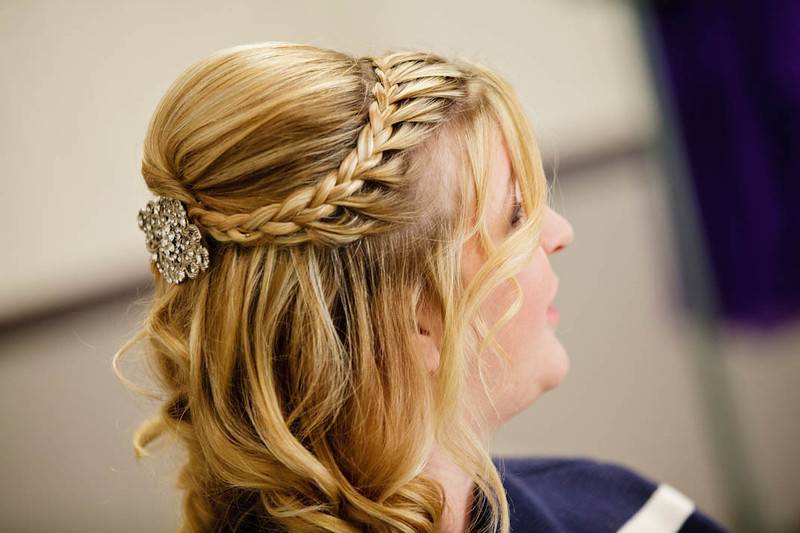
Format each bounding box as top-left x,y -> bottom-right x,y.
1,1 -> 798,531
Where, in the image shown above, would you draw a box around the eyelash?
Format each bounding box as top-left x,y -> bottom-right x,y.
510,198 -> 524,228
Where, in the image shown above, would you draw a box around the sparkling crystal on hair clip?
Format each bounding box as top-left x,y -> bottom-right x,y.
137,196 -> 210,285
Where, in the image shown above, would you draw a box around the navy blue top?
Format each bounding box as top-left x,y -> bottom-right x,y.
468,455 -> 729,532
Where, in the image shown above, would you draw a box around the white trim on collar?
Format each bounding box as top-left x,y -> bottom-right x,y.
617,483 -> 696,532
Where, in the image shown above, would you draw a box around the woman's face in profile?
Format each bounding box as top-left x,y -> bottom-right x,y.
461,124 -> 575,434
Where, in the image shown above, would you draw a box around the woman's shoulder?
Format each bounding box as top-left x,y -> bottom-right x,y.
488,454 -> 728,532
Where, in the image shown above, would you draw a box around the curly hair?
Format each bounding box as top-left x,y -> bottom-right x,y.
114,41 -> 549,532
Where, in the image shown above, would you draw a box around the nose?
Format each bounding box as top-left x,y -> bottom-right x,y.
541,206 -> 574,255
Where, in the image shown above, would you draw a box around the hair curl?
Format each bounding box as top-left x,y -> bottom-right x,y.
114,41 -> 549,533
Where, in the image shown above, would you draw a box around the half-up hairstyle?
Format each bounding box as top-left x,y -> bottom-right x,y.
114,41 -> 549,533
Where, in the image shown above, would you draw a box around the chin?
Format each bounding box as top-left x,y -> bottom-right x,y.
542,346 -> 570,392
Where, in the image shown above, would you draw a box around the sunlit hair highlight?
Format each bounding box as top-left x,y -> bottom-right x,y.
114,41 -> 549,533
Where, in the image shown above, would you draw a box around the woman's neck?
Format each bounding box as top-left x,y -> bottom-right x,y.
424,442 -> 478,533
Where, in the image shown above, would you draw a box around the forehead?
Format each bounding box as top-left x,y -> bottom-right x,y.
418,115 -> 518,233
486,123 -> 517,217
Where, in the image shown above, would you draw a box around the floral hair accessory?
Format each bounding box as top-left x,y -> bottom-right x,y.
137,196 -> 210,285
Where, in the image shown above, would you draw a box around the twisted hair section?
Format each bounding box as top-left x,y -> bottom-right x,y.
116,41 -> 548,533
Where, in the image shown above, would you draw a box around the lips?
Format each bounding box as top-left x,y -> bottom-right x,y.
546,304 -> 559,325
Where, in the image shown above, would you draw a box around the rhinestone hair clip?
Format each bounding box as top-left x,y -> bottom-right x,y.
137,196 -> 210,285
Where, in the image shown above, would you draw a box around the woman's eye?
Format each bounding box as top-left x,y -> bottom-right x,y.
510,198 -> 523,228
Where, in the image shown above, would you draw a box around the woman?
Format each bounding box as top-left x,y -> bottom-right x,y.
115,41 -> 727,533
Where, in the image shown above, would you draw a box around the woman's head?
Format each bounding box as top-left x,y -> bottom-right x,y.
115,41 -> 572,533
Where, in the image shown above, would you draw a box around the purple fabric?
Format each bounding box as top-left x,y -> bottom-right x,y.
649,1 -> 800,328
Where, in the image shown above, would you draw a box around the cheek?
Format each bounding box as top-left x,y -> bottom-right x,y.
513,250 -> 552,329
483,248 -> 565,415
487,247 -> 551,343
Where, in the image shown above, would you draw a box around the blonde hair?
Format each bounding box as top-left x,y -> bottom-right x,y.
114,41 -> 549,533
